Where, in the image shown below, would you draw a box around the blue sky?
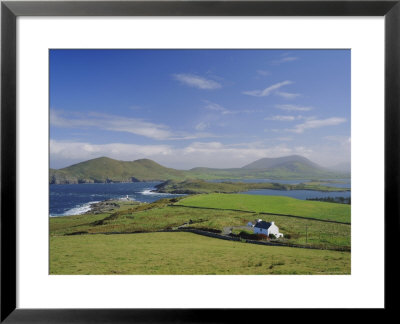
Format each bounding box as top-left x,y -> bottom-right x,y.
50,49 -> 350,169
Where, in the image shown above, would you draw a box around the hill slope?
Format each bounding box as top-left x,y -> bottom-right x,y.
50,155 -> 349,184
242,155 -> 320,170
177,193 -> 351,223
49,157 -> 186,184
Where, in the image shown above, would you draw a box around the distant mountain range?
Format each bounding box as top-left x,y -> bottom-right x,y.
49,155 -> 349,184
242,155 -> 320,170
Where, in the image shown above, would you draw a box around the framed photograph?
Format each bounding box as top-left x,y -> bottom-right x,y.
1,0 -> 398,321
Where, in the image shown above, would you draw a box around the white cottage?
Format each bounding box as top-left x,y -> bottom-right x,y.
253,220 -> 283,238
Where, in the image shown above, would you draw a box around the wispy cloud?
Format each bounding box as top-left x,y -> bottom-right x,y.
257,70 -> 270,76
51,110 -> 173,140
270,53 -> 299,65
50,140 -> 173,167
276,104 -> 313,112
51,110 -> 215,141
324,135 -> 351,146
195,121 -> 209,131
276,137 -> 293,141
243,80 -> 293,97
204,101 -> 231,115
276,91 -> 301,99
289,117 -> 347,134
203,101 -> 261,115
265,115 -> 298,121
172,73 -> 221,90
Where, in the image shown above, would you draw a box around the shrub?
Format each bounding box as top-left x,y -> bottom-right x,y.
269,233 -> 276,239
256,234 -> 268,240
239,231 -> 261,240
284,233 -> 291,239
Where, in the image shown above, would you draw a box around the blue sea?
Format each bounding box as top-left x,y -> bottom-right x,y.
50,179 -> 351,217
49,182 -> 183,217
214,178 -> 351,200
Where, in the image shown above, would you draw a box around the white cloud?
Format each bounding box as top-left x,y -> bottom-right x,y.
257,70 -> 270,76
270,56 -> 299,65
50,140 -> 173,167
195,121 -> 209,131
51,110 -> 214,141
324,135 -> 351,146
289,117 -> 347,134
203,101 -> 261,116
243,80 -> 293,97
276,91 -> 301,99
204,102 -> 231,115
276,137 -> 293,141
172,73 -> 221,90
51,110 -> 173,140
265,115 -> 297,121
275,104 -> 313,112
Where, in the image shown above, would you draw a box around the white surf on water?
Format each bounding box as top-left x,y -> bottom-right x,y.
50,184 -> 187,217
140,189 -> 161,195
139,189 -> 185,196
50,200 -> 100,217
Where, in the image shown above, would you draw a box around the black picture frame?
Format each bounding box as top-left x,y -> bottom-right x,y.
1,0 -> 398,322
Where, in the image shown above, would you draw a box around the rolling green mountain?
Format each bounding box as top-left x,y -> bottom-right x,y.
50,156 -> 349,184
49,157 -> 186,184
242,155 -> 320,170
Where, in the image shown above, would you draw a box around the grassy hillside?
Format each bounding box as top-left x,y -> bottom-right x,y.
50,197 -> 350,249
242,155 -> 320,170
177,194 -> 351,223
50,157 -> 186,184
50,194 -> 351,274
155,179 -> 349,194
50,155 -> 349,184
50,232 -> 350,274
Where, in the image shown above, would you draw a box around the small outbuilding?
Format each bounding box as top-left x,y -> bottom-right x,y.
253,220 -> 283,238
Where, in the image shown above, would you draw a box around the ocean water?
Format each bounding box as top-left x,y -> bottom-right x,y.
49,182 -> 184,217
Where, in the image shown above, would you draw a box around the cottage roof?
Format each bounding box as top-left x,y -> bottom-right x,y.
254,221 -> 272,229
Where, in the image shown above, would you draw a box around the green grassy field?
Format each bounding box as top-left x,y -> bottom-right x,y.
177,194 -> 351,223
50,194 -> 351,274
50,232 -> 350,275
50,200 -> 350,249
